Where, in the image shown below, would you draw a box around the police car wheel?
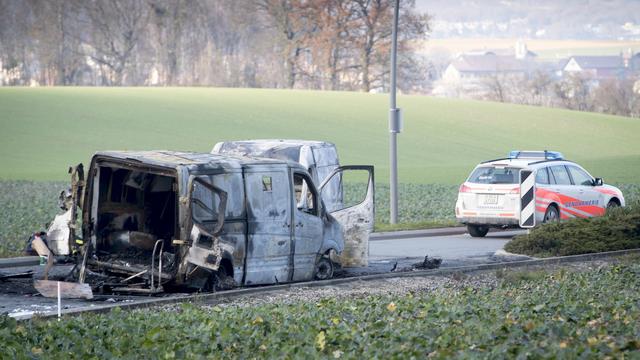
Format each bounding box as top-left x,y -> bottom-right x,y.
467,224 -> 489,237
606,200 -> 619,210
314,256 -> 334,280
543,205 -> 559,223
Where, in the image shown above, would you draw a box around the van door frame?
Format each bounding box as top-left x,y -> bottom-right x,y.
82,157 -> 179,253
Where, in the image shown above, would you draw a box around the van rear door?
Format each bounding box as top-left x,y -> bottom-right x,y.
319,166 -> 374,267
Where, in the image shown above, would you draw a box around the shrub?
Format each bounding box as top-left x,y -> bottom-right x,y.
505,202 -> 640,257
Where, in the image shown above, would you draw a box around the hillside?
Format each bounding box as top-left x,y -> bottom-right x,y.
1,87 -> 639,184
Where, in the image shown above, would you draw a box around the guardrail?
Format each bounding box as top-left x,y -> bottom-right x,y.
0,256 -> 41,269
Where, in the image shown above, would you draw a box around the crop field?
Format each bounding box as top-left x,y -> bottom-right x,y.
1,180 -> 638,257
2,259 -> 639,358
1,87 -> 640,184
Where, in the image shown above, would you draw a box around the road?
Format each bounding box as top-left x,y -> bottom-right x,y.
1,228 -> 528,318
337,228 -> 528,276
367,229 -> 527,269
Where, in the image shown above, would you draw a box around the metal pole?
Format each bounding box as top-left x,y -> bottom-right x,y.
389,0 -> 400,224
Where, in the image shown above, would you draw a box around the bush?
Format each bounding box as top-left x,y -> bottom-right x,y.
1,261 -> 640,358
505,203 -> 640,257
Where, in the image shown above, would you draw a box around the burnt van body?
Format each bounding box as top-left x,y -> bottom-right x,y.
212,140 -> 343,212
80,151 -> 373,292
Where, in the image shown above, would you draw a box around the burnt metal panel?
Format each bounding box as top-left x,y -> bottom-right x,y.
242,167 -> 293,285
320,166 -> 375,268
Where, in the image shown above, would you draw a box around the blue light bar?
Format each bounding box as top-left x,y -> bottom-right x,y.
509,150 -> 564,160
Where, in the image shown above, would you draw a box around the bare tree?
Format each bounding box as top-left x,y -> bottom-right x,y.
351,0 -> 429,92
593,78 -> 638,117
254,0 -> 313,88
485,74 -> 507,102
0,0 -> 431,90
554,73 -> 592,111
527,71 -> 553,106
308,0 -> 358,90
76,0 -> 150,85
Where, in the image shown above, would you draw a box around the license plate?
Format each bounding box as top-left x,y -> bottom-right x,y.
482,194 -> 498,205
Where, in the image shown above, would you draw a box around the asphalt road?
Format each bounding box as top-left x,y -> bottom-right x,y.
369,229 -> 527,267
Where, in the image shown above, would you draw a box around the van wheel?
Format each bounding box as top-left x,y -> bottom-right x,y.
543,205 -> 559,223
314,256 -> 334,280
207,266 -> 235,292
467,224 -> 489,237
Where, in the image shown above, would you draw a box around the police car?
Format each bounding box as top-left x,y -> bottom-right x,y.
455,151 -> 625,237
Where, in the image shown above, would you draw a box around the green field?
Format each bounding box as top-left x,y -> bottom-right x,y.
1,87 -> 640,184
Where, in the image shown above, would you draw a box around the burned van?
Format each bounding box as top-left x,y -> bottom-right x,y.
79,150 -> 373,293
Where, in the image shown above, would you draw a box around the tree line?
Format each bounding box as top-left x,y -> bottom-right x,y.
0,0 -> 430,92
481,72 -> 640,118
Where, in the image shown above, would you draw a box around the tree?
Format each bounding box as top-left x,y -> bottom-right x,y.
307,0 -> 358,90
351,0 -> 429,92
485,74 -> 507,102
254,0 -> 313,88
526,71 -> 554,106
554,73 -> 592,111
77,0 -> 150,85
593,78 -> 638,117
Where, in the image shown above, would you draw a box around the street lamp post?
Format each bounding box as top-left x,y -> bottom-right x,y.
389,0 -> 401,224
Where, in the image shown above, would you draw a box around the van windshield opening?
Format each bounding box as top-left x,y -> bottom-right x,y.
467,166 -> 520,184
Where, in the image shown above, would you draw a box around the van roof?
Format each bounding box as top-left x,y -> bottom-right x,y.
94,150 -> 298,171
213,139 -> 336,158
216,139 -> 336,149
213,139 -> 339,168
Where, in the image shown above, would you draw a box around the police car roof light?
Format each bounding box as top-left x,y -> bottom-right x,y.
509,150 -> 564,160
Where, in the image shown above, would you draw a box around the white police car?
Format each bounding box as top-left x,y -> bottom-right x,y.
455,151 -> 625,237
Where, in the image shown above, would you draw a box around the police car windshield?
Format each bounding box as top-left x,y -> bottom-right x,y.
468,166 -> 519,184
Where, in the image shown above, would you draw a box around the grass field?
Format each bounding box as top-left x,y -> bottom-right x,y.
1,87 -> 640,184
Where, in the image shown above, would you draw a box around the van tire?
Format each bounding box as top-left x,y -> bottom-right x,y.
208,264 -> 235,291
467,224 -> 489,238
314,256 -> 334,280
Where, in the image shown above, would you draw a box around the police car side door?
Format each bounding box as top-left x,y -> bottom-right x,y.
534,167 -> 553,223
548,165 -> 574,219
566,165 -> 605,217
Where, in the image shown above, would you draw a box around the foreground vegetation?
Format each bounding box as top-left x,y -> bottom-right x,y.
505,201 -> 640,257
2,88 -> 640,184
2,260 -> 639,358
